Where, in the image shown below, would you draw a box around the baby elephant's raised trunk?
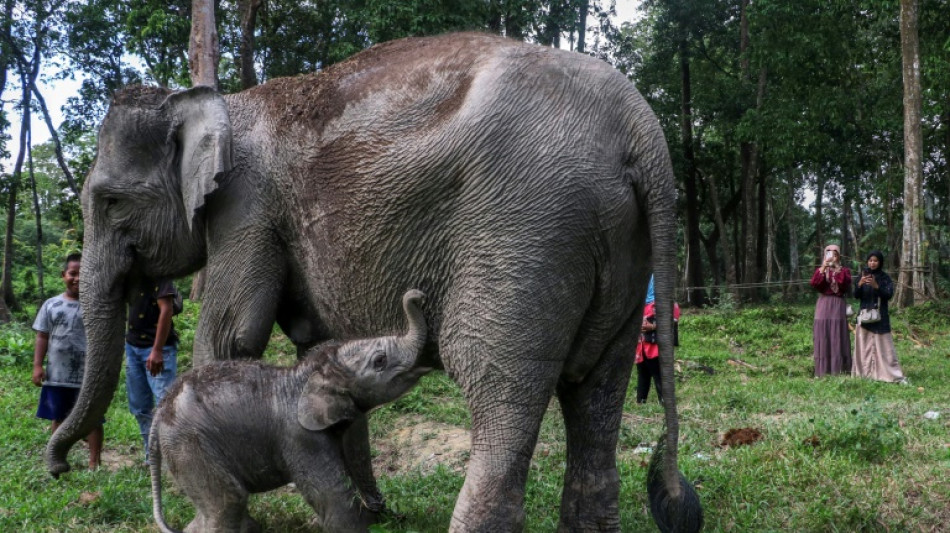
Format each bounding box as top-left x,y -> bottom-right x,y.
397,289 -> 427,358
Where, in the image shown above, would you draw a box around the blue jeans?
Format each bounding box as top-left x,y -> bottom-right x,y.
125,343 -> 177,457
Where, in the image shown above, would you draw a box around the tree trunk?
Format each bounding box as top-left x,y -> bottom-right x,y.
576,0 -> 589,53
739,0 -> 750,74
884,169 -> 902,271
845,197 -> 860,265
237,0 -> 262,89
765,192 -> 775,283
786,181 -> 801,298
701,234 -> 722,287
740,68 -> 767,299
488,0 -> 502,34
706,172 -> 736,282
756,162 -> 768,286
895,0 -> 927,306
30,82 -> 80,195
28,127 -> 45,302
679,36 -> 707,306
0,0 -> 13,319
3,105 -> 27,309
188,0 -> 221,300
738,0 -> 751,287
3,48 -> 40,310
814,174 -> 826,260
189,0 -> 219,88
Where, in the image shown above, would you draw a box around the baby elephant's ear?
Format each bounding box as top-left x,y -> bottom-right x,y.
297,372 -> 360,431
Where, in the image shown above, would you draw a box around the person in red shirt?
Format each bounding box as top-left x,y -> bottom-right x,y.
635,275 -> 680,403
810,244 -> 852,377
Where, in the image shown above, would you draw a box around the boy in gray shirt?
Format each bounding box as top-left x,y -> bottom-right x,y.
32,253 -> 103,469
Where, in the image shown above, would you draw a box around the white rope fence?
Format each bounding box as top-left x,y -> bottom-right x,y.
682,265 -> 939,304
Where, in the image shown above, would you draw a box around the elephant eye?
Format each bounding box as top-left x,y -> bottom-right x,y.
102,197 -> 119,214
372,351 -> 387,372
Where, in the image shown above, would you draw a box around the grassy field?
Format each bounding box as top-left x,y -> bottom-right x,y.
0,299 -> 948,532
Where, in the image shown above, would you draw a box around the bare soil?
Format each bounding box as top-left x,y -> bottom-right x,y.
721,427 -> 764,447
372,416 -> 471,475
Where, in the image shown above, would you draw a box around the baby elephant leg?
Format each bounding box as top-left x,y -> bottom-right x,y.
172,460 -> 260,533
294,457 -> 374,533
183,492 -> 260,533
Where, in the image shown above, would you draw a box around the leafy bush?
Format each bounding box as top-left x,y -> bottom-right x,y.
810,398 -> 906,462
0,322 -> 34,367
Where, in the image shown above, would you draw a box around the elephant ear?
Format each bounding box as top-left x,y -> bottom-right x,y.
163,86 -> 232,231
297,371 -> 360,431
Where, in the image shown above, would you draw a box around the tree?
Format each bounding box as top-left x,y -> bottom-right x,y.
189,0 -> 219,87
894,0 -> 930,305
187,0 -> 220,300
235,0 -> 262,89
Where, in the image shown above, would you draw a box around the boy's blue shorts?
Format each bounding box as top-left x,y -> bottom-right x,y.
36,386 -> 105,424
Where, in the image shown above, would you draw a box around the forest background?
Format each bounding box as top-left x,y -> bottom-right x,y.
0,0 -> 949,320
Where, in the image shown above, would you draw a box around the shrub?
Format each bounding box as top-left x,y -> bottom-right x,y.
0,322 -> 34,367
810,397 -> 906,462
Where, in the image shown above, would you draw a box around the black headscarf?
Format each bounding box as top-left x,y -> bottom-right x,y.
866,250 -> 885,273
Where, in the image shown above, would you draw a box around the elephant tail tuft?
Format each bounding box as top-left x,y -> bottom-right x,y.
647,434 -> 704,533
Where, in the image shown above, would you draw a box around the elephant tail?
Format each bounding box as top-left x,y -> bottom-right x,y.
647,435 -> 704,533
626,111 -> 703,531
150,420 -> 182,533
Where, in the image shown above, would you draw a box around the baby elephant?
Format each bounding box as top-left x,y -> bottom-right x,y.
150,290 -> 429,533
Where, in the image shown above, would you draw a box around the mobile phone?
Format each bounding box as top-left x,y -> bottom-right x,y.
863,268 -> 872,275
824,250 -> 834,261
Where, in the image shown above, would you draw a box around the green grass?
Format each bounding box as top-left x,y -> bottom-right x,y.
1,300 -> 948,531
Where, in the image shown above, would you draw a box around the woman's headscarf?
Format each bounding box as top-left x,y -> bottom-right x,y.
866,250 -> 885,272
823,244 -> 842,293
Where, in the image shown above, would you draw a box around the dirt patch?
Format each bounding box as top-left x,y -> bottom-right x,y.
721,427 -> 764,447
98,445 -> 143,472
373,417 -> 470,475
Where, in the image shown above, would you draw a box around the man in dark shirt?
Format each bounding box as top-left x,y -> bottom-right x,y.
126,277 -> 179,463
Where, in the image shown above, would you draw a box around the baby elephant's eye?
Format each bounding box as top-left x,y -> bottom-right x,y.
372,351 -> 388,372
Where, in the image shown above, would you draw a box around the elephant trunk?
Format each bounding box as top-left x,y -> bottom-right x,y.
45,235 -> 131,477
396,289 -> 427,361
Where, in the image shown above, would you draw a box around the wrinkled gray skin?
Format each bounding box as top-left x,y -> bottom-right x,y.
50,32 -> 701,532
150,290 -> 429,533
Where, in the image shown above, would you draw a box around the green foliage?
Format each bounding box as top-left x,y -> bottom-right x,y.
0,207 -> 82,308
123,0 -> 192,87
0,322 -> 33,366
810,398 -> 907,462
356,0 -> 487,44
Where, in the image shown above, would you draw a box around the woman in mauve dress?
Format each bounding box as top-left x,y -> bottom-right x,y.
810,244 -> 852,377
852,250 -> 908,384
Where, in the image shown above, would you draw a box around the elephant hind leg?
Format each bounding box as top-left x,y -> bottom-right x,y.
554,316 -> 638,532
440,282 -> 587,532
449,374 -> 556,532
170,455 -> 256,533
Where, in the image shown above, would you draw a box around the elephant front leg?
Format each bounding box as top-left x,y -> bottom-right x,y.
342,414 -> 386,514
554,324 -> 637,532
192,239 -> 287,365
294,446 -> 375,533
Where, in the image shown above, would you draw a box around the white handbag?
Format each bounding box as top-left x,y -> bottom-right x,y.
857,298 -> 881,324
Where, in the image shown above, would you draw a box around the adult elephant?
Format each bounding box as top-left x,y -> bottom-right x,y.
49,32 -> 701,532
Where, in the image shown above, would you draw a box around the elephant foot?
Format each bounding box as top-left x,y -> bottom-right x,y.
450,483 -> 527,532
184,513 -> 260,533
359,488 -> 386,514
558,468 -> 621,532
